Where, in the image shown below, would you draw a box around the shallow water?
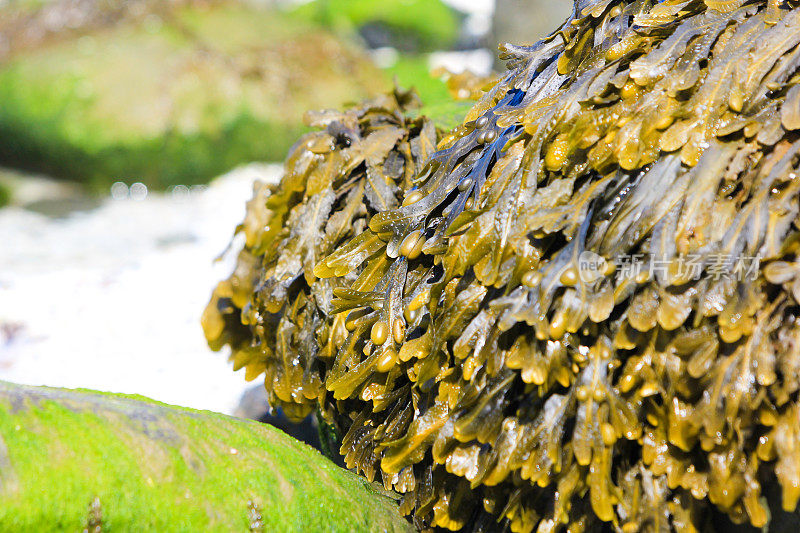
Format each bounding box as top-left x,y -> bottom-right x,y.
0,163 -> 281,414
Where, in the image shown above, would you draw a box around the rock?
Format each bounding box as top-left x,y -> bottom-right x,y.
234,384 -> 338,462
0,381 -> 412,532
233,383 -> 271,421
489,0 -> 571,66
291,0 -> 460,53
0,1 -> 386,190
0,0 -> 174,62
0,167 -> 96,216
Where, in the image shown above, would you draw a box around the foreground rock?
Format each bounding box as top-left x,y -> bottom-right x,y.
0,381 -> 412,532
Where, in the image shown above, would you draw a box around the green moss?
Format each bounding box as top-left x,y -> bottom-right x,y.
0,3 -> 383,190
383,55 -> 451,106
378,55 -> 471,130
0,382 -> 412,532
292,0 -> 459,52
0,181 -> 9,207
0,105 -> 308,190
415,99 -> 472,131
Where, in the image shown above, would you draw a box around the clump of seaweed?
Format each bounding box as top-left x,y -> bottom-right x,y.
205,1 -> 800,531
203,87 -> 438,421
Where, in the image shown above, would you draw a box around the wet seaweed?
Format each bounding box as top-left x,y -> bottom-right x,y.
205,1 -> 800,531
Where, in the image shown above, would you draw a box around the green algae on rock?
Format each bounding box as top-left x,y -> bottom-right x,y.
205,0 -> 800,531
0,181 -> 9,208
0,381 -> 413,532
0,1 -> 385,190
291,0 -> 460,53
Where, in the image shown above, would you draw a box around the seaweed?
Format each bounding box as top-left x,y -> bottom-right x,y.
205,1 -> 800,531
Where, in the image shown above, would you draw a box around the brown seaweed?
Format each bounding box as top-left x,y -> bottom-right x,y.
205,1 -> 800,531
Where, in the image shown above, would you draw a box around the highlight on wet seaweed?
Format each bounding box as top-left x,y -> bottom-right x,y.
205,0 -> 800,530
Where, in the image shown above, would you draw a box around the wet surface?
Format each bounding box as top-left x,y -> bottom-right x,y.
0,164 -> 281,414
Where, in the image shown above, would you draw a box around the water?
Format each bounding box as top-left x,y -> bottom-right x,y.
0,163 -> 281,414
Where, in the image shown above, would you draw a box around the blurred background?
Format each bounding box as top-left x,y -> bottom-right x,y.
0,0 -> 570,418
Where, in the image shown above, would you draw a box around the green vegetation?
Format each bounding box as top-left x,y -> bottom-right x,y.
384,55 -> 449,105
291,0 -> 464,124
0,3 -> 384,190
292,0 -> 459,52
0,1 -> 468,192
0,181 -> 9,207
0,381 -> 412,532
379,55 -> 473,130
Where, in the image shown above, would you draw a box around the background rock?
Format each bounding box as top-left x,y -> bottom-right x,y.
0,1 -> 386,190
234,384 -> 332,458
291,0 -> 460,53
490,0 -> 571,66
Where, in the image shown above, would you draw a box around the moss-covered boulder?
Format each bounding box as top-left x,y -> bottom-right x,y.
0,381 -> 412,532
292,0 -> 460,53
0,2 -> 386,190
0,181 -> 9,208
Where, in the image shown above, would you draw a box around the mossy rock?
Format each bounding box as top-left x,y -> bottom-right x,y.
292,0 -> 460,53
0,381 -> 413,532
0,2 -> 386,190
0,180 -> 9,207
